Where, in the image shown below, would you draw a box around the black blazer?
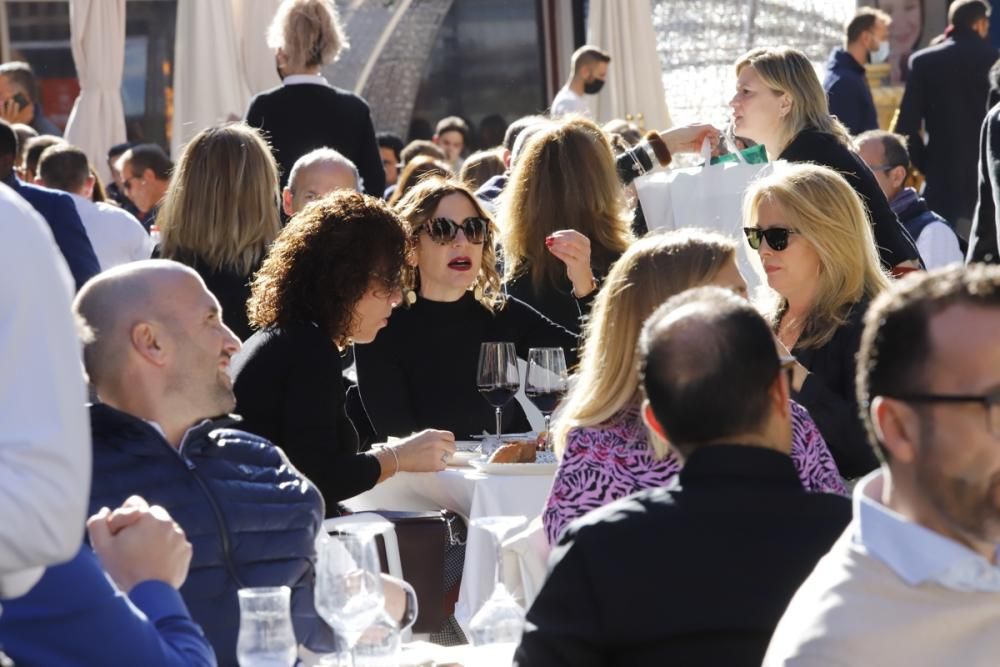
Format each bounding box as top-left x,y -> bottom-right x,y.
230,321 -> 382,512
514,445 -> 852,667
245,82 -> 385,197
968,102 -> 1000,263
895,29 -> 998,225
792,300 -> 880,479
779,128 -> 921,270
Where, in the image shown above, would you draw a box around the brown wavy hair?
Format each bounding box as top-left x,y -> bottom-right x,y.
388,155 -> 453,207
499,115 -> 633,291
394,176 -> 504,310
247,190 -> 407,345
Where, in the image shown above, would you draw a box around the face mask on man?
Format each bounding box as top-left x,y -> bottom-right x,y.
870,38 -> 890,64
584,77 -> 605,95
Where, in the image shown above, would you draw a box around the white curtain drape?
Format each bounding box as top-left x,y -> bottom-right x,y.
63,0 -> 127,185
171,0 -> 251,158
587,0 -> 673,130
231,0 -> 283,97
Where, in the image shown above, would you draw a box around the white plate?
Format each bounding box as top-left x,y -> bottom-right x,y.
447,451 -> 480,467
468,457 -> 558,476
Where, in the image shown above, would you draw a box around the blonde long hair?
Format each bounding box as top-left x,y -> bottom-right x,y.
745,163 -> 891,349
158,123 -> 281,276
553,229 -> 738,457
735,47 -> 851,156
499,115 -> 633,291
393,177 -> 504,311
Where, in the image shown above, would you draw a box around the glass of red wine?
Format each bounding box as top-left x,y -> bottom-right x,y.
525,347 -> 569,450
477,342 -> 521,444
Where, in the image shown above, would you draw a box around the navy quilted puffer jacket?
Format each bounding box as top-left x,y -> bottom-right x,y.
88,403 -> 333,667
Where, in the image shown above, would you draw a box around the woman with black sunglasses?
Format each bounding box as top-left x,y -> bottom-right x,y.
744,163 -> 891,479
354,177 -> 578,440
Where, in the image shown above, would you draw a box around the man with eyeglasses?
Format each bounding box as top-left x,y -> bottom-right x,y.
856,130 -> 964,269
115,144 -> 173,232
765,264 -> 1000,666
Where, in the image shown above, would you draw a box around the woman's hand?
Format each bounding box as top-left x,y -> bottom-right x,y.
658,123 -> 721,155
392,429 -> 456,472
546,230 -> 596,297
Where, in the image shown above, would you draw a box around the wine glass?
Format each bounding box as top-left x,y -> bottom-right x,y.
477,342 -> 521,444
236,586 -> 297,667
315,522 -> 388,667
525,347 -> 569,449
468,515 -> 528,646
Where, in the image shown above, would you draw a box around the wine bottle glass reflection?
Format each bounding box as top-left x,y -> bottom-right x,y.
525,348 -> 568,448
236,586 -> 297,667
315,522 -> 389,667
477,342 -> 520,443
468,515 -> 528,646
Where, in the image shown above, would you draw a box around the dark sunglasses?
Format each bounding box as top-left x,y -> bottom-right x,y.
743,227 -> 797,252
417,216 -> 489,245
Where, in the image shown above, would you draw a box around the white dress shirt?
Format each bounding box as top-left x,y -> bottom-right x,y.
69,193 -> 153,270
916,220 -> 965,270
551,85 -> 591,117
0,183 -> 90,598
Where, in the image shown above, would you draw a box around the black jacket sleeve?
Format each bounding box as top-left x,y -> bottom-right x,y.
969,105 -> 1000,263
354,101 -> 386,198
894,53 -> 927,174
514,533 -> 606,667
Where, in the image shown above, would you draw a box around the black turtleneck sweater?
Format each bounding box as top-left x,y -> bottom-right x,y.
354,292 -> 578,440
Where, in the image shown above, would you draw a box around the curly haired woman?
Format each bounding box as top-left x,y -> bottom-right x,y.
230,191 -> 455,513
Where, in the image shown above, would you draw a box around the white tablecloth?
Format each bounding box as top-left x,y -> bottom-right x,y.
342,467 -> 554,635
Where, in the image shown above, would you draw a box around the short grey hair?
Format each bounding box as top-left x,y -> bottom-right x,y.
286,147 -> 362,193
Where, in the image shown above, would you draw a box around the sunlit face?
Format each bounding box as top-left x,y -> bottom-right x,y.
730,66 -> 787,150
380,147 -> 400,186
908,305 -> 1000,546
0,75 -> 33,124
284,162 -> 358,216
752,197 -> 822,304
162,274 -> 241,418
584,62 -> 609,86
437,130 -> 465,163
857,138 -> 903,201
120,160 -> 160,214
413,192 -> 485,301
350,279 -> 402,344
709,256 -> 749,300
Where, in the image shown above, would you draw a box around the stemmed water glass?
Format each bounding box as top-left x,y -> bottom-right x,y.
477,342 -> 521,444
314,521 -> 389,667
236,586 -> 298,667
525,347 -> 569,449
468,515 -> 528,646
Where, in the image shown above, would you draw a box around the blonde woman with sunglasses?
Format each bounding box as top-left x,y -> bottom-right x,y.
744,163 -> 892,480
355,177 -> 577,440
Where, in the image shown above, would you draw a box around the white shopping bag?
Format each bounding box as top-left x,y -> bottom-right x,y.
635,141 -> 773,295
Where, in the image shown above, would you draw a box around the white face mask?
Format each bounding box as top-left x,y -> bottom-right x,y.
870,39 -> 890,64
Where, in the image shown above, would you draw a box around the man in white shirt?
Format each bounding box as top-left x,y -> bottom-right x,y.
856,130 -> 964,269
550,45 -> 611,118
37,144 -> 152,270
765,264 -> 1000,666
0,182 -> 90,598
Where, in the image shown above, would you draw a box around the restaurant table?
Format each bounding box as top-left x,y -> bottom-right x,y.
342,466 -> 554,636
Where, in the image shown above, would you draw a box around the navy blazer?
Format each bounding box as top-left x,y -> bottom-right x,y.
823,48 -> 879,136
4,175 -> 100,289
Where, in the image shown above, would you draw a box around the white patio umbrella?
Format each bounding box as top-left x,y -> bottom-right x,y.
171,0 -> 251,159
231,0 -> 283,97
63,0 -> 127,184
587,0 -> 673,131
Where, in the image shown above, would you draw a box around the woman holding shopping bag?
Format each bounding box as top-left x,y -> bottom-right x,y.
730,46 -> 922,275
744,163 -> 891,479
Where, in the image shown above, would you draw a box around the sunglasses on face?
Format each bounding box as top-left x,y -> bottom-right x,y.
743,226 -> 797,251
416,216 -> 489,245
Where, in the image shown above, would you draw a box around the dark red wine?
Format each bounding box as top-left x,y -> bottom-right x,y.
478,384 -> 519,408
525,389 -> 565,414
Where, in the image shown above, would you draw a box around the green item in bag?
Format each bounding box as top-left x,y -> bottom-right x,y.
709,144 -> 769,166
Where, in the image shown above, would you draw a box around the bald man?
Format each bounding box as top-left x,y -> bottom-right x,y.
282,147 -> 361,216
74,260 -> 333,666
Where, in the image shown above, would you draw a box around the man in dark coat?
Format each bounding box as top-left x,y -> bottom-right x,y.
824,7 -> 891,136
74,260 -> 334,667
894,0 -> 999,234
514,287 -> 852,667
968,100 -> 1000,263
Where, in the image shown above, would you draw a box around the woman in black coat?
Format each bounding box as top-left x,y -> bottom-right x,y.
245,0 -> 384,197
730,46 -> 922,275
230,191 -> 454,513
